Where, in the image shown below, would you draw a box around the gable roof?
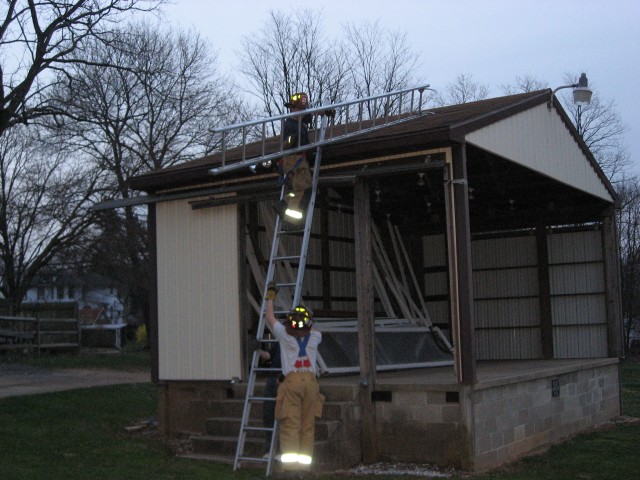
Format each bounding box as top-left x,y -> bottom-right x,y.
128,89 -> 614,205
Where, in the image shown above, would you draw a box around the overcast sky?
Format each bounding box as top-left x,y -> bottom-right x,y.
161,0 -> 640,173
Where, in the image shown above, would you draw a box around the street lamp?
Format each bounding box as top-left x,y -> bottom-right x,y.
547,73 -> 593,110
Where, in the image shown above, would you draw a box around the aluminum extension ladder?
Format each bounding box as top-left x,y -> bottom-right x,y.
210,85 -> 432,476
231,114 -> 329,475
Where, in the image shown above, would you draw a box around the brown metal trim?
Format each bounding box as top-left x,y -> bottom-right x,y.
238,205 -> 249,379
449,143 -> 476,385
148,204 -> 159,384
536,224 -> 554,359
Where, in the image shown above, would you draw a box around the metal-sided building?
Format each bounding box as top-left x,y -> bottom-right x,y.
128,89 -> 623,472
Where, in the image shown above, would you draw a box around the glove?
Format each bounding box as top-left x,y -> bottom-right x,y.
265,282 -> 278,301
324,108 -> 336,118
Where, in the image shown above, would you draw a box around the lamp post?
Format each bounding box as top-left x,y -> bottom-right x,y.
547,72 -> 593,110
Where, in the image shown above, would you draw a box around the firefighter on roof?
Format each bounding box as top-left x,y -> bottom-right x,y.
275,92 -> 313,224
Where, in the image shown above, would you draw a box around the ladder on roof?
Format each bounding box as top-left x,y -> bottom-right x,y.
220,86 -> 431,476
209,85 -> 433,177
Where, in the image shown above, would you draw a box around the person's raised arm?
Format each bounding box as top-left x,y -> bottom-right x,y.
265,282 -> 278,330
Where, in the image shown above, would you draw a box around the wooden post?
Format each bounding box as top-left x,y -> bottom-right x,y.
445,144 -> 476,385
536,224 -> 554,359
353,177 -> 378,462
602,207 -> 623,357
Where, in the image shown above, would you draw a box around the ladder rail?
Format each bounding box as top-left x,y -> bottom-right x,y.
235,117 -> 329,476
233,349 -> 260,471
292,114 -> 327,306
210,84 -> 433,175
232,85 -> 434,475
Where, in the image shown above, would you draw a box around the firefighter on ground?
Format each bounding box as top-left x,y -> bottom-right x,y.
264,282 -> 324,470
275,92 -> 313,224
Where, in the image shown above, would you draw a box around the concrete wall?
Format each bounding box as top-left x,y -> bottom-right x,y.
157,359 -> 620,473
374,386 -> 471,469
371,359 -> 619,472
472,359 -> 620,471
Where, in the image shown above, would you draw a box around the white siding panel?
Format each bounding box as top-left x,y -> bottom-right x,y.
551,294 -> 606,325
476,328 -> 541,359
549,263 -> 605,294
428,301 -> 450,325
424,271 -> 448,296
554,325 -> 608,358
548,230 -> 602,264
466,103 -> 612,202
475,298 -> 539,328
473,267 -> 538,298
472,236 -> 537,269
156,200 -> 241,380
423,234 -> 447,267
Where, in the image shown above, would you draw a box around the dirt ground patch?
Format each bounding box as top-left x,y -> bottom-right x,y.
0,363 -> 150,398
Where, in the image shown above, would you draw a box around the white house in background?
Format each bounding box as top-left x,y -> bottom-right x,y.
23,270 -> 125,324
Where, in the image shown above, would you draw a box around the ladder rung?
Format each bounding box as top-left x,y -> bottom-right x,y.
249,396 -> 277,402
256,338 -> 278,343
273,255 -> 300,261
253,366 -> 281,372
238,456 -> 269,463
275,282 -> 296,288
243,425 -> 275,432
278,228 -> 304,234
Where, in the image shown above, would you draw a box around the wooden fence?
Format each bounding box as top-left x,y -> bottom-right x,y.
0,315 -> 81,352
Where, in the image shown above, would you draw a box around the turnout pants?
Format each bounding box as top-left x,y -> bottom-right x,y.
275,371 -> 320,466
279,155 -> 312,213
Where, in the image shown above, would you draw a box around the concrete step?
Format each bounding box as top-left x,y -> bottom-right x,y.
206,397 -> 356,422
231,380 -> 359,402
191,434 -> 333,465
190,381 -> 361,472
205,416 -> 341,440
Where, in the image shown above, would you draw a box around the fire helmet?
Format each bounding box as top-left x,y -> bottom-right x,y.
285,92 -> 309,109
287,305 -> 313,330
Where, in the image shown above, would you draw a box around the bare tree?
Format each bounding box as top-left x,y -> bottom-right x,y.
0,125 -> 100,312
49,22 -> 239,182
44,21 -> 240,324
499,75 -> 548,95
344,19 -> 420,117
554,73 -> 630,184
432,73 -> 489,106
238,10 -> 422,128
238,9 -> 350,129
0,0 -> 165,138
616,177 -> 640,352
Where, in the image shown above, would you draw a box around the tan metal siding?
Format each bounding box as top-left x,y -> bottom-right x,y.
156,200 -> 241,380
422,234 -> 450,326
548,230 -> 607,358
466,103 -> 612,202
472,236 -> 541,359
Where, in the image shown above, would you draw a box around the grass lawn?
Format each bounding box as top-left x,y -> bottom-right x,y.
0,357 -> 638,479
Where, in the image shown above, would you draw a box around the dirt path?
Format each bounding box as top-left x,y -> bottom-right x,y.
0,363 -> 150,398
